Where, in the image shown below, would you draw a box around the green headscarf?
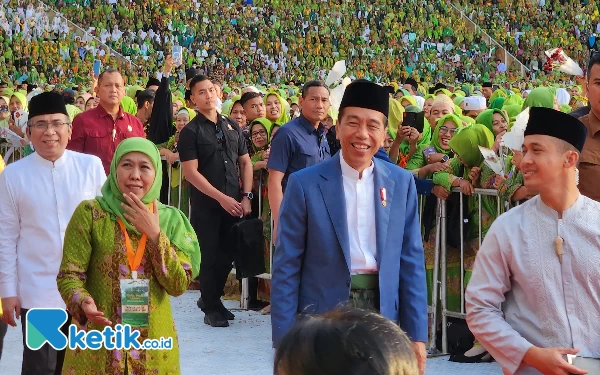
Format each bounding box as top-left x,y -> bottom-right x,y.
460,116 -> 476,125
448,124 -> 495,168
249,118 -> 272,152
96,138 -> 201,279
121,96 -> 137,115
504,93 -> 523,107
388,98 -> 404,136
11,92 -> 28,112
394,103 -> 432,155
489,97 -> 505,110
503,104 -> 522,124
522,87 -> 555,111
476,109 -> 508,134
560,104 -> 572,114
222,95 -> 241,117
453,96 -> 465,106
489,88 -> 507,104
66,104 -> 82,121
399,95 -> 417,107
264,91 -> 290,124
433,114 -> 464,154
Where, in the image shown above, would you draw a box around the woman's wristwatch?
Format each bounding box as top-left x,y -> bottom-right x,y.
242,192 -> 254,200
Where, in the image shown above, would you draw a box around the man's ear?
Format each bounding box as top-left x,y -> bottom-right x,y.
565,150 -> 579,169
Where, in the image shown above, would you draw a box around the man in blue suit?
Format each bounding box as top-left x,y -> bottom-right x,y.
271,80 -> 428,374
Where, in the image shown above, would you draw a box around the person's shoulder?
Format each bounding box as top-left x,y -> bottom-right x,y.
222,115 -> 241,131
375,157 -> 413,181
292,156 -> 336,181
581,195 -> 600,217
0,155 -> 32,178
66,150 -> 103,167
73,107 -> 97,121
487,196 -> 533,234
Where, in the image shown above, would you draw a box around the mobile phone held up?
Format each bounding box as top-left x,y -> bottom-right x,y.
402,111 -> 425,134
93,60 -> 101,77
172,46 -> 183,67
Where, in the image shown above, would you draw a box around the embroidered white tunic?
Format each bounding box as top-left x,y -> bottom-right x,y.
466,194 -> 600,375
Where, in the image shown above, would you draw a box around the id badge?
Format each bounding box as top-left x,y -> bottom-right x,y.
120,279 -> 149,327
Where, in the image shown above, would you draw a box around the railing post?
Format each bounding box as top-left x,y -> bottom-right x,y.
439,198 -> 448,354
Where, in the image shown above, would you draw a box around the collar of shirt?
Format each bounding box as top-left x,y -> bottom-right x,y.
193,109 -> 221,126
587,110 -> 600,137
32,149 -> 68,169
94,103 -> 125,120
298,114 -> 325,135
340,151 -> 374,182
536,193 -> 585,221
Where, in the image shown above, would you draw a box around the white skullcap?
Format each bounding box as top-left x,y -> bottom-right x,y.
462,96 -> 487,111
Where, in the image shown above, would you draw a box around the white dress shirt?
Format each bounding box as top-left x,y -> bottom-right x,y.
466,194 -> 600,375
340,152 -> 378,274
0,150 -> 106,309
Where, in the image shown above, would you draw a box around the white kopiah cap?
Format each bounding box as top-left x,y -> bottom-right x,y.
462,96 -> 487,111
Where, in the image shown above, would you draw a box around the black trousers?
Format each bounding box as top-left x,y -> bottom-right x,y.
0,320 -> 7,361
20,308 -> 71,375
192,208 -> 239,313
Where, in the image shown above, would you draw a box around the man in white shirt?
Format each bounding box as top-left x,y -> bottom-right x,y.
466,107 -> 598,375
0,92 -> 106,375
271,80 -> 428,375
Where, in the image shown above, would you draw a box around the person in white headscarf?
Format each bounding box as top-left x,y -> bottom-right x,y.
555,88 -> 571,113
413,96 -> 425,111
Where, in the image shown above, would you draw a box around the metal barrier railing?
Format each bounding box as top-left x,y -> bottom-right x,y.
1,144 -> 25,165
432,187 -> 503,355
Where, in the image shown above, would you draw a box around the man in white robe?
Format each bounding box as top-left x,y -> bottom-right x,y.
466,107 -> 598,375
0,92 -> 106,375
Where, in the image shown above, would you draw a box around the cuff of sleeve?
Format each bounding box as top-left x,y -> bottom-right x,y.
489,337 -> 533,375
0,282 -> 17,299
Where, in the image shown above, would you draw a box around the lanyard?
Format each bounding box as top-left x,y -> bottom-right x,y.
116,203 -> 154,279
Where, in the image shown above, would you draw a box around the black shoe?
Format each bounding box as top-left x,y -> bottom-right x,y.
217,303 -> 235,321
248,300 -> 270,311
203,312 -> 229,327
198,297 -> 235,320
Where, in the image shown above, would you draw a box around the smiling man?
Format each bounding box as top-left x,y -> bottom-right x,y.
271,80 -> 428,375
0,92 -> 106,375
466,107 -> 600,375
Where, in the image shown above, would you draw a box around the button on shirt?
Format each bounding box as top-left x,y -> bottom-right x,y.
67,104 -> 146,174
340,152 -> 378,274
0,151 -> 106,309
178,113 -> 248,211
267,115 -> 330,191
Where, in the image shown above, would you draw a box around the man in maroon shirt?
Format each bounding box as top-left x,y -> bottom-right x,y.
67,69 -> 146,173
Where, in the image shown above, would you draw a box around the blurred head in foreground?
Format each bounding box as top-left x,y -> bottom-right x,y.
274,308 -> 419,375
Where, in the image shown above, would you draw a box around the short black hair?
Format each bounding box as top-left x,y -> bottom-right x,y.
189,74 -> 211,91
97,68 -> 122,84
136,90 -> 155,108
587,51 -> 600,80
240,92 -> 262,107
146,77 -> 161,89
302,80 -> 329,98
274,308 -> 418,375
185,89 -> 192,101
